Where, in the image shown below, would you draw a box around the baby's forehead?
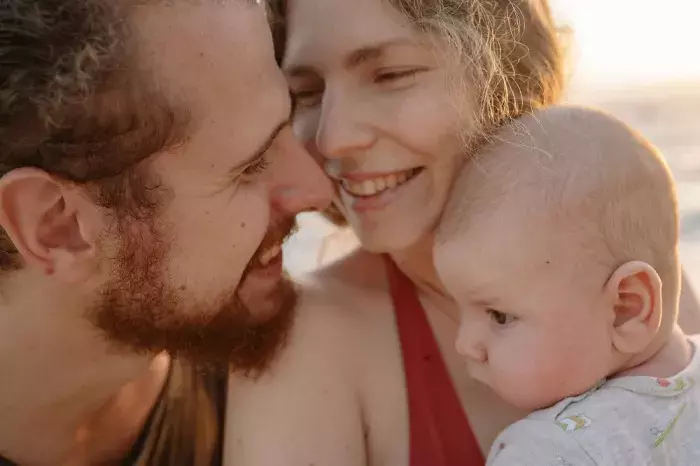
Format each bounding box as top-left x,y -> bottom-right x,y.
437,105 -> 678,304
438,106 -> 631,247
434,217 -> 587,307
436,111 -> 612,271
437,159 -> 556,251
437,203 -> 556,263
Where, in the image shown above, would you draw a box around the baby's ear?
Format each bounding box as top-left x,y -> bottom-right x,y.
604,261 -> 662,355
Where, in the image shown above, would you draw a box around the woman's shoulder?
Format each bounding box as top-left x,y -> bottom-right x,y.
286,249 -> 396,356
230,249 -> 396,383
299,246 -> 386,283
295,248 -> 391,313
223,250 -> 399,464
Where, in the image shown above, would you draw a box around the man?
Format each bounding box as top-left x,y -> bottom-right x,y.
0,0 -> 331,464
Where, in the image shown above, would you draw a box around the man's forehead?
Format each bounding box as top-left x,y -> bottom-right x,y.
124,0 -> 289,175
129,0 -> 274,110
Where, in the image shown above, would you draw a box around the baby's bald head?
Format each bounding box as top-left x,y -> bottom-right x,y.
438,105 -> 680,323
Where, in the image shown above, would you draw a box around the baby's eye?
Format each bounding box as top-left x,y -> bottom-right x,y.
486,309 -> 515,326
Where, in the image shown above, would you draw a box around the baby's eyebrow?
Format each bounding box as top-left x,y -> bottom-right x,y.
455,282 -> 500,307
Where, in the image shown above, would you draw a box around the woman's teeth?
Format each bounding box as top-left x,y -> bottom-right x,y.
341,168 -> 421,197
259,244 -> 282,266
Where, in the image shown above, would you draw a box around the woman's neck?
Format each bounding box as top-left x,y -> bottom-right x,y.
388,234 -> 454,309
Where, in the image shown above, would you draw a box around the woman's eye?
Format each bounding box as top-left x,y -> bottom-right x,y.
486,309 -> 515,326
242,155 -> 271,178
374,68 -> 422,84
290,88 -> 323,108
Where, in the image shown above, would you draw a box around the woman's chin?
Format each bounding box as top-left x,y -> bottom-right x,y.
352,224 -> 428,255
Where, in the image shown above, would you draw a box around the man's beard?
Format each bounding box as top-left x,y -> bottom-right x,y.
87,216 -> 299,376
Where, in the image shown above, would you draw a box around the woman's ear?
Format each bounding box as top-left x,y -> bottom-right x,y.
604,261 -> 663,355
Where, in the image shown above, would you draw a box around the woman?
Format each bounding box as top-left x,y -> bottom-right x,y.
224,0 -> 700,464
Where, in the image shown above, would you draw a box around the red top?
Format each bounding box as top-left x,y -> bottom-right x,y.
385,257 -> 484,466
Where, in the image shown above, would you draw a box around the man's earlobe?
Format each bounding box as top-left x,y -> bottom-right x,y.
605,261 -> 663,355
0,168 -> 101,282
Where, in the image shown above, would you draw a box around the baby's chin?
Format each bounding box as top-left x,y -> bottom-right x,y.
500,390 -> 563,411
468,370 -> 549,409
465,363 -> 598,410
492,379 -> 602,412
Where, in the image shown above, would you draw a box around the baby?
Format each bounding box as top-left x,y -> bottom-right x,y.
434,106 -> 700,465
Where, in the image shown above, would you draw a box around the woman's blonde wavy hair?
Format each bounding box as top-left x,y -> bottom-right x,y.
267,0 -> 568,227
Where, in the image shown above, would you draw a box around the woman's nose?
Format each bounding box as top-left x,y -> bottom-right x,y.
314,92 -> 376,160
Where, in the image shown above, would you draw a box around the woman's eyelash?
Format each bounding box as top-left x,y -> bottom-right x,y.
243,156 -> 271,176
374,68 -> 422,83
289,68 -> 425,108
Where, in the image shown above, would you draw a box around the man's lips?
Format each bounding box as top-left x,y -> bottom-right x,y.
249,218 -> 297,269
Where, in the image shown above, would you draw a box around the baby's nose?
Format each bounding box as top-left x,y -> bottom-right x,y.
455,323 -> 488,363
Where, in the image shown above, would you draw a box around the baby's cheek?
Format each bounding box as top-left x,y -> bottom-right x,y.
494,347 -> 570,409
536,348 -> 604,408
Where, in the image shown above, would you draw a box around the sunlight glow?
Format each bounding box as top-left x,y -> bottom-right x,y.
552,0 -> 700,85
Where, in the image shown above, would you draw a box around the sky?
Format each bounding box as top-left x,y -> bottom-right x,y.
551,0 -> 700,86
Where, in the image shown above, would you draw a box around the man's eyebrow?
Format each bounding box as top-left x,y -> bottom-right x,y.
228,116 -> 290,175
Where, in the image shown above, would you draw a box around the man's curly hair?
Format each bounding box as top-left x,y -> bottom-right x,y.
0,0 -> 188,269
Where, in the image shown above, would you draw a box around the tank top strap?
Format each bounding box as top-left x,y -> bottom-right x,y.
384,256 -> 484,466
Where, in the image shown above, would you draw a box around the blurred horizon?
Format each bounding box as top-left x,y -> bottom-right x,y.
551,0 -> 700,289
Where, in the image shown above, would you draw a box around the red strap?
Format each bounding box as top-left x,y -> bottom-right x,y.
385,257 -> 484,466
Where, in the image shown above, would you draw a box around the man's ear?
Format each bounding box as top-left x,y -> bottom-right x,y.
604,261 -> 663,355
0,168 -> 103,283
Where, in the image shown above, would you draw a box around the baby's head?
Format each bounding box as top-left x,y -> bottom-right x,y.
434,106 -> 680,410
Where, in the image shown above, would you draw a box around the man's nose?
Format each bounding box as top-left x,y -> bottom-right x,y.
268,127 -> 333,215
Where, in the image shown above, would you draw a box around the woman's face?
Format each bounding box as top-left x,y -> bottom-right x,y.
281,0 -> 476,252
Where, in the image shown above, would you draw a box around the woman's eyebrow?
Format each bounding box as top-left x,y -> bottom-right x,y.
284,37 -> 418,77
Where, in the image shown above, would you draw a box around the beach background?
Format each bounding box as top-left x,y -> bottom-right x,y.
284,0 -> 700,291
